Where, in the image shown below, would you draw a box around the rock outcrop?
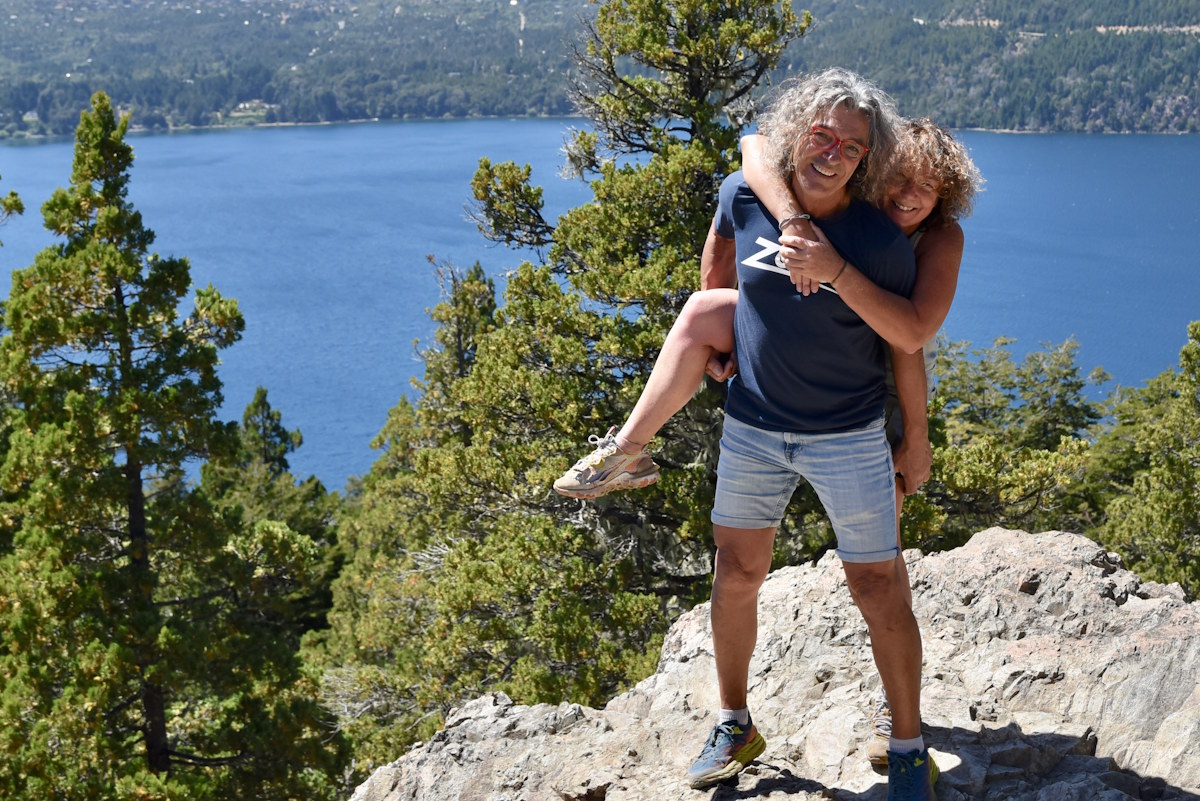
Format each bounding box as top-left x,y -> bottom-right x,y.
350,528 -> 1200,800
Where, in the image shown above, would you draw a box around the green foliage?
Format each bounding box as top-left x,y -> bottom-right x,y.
776,1 -> 1200,133
902,336 -> 1105,549
201,387 -> 342,637
425,515 -> 663,701
0,0 -> 577,137
0,93 -> 344,800
0,169 -> 22,244
1097,322 -> 1200,597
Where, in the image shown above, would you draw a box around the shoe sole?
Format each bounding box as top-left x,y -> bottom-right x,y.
553,468 -> 660,500
687,733 -> 766,789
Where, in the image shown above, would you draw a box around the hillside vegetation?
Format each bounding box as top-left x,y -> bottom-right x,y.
0,0 -> 1197,135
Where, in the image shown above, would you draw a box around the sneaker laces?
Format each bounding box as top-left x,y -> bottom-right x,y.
568,428 -> 619,471
701,720 -> 740,755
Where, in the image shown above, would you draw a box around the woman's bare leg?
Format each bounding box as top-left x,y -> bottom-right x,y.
895,485 -> 913,609
614,288 -> 738,452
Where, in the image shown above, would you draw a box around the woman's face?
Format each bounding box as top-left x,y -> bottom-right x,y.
883,165 -> 941,233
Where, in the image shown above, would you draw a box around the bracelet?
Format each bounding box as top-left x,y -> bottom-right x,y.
830,259 -> 848,287
778,212 -> 811,230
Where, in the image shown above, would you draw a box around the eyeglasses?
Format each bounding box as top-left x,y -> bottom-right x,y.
809,125 -> 869,161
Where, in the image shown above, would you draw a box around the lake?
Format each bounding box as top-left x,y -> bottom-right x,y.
1,121 -> 1198,490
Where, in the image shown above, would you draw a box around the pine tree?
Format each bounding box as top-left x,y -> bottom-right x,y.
1099,321 -> 1200,598
201,386 -> 342,637
902,336 -> 1102,549
0,92 -> 343,800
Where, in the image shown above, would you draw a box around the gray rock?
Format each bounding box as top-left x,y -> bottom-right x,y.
349,528 -> 1200,801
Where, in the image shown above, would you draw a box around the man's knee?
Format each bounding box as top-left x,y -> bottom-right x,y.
715,547 -> 770,589
844,560 -> 907,618
713,526 -> 774,591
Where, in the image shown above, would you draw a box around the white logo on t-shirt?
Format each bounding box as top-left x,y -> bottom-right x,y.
741,236 -> 838,294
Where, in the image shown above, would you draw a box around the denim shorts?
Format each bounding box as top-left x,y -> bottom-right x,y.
711,414 -> 899,563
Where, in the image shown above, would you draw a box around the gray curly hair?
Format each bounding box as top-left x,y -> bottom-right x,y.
757,68 -> 902,206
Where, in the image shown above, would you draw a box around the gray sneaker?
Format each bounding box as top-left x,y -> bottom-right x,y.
865,687 -> 892,766
553,427 -> 660,499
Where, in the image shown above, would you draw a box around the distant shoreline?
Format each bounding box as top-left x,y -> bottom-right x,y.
4,116 -> 1196,146
0,114 -> 590,144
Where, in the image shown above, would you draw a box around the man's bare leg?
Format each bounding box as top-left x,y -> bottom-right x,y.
710,523 -> 777,709
844,557 -> 923,742
686,523 -> 776,789
895,484 -> 913,608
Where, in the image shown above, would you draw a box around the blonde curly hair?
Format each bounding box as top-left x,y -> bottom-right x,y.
888,117 -> 984,227
756,68 -> 902,205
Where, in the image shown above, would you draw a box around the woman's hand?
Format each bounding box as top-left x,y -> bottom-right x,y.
778,222 -> 844,295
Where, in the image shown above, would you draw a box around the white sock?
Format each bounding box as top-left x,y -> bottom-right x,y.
719,707 -> 750,726
889,735 -> 925,754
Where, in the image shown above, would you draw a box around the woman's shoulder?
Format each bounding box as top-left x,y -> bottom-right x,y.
917,220 -> 964,253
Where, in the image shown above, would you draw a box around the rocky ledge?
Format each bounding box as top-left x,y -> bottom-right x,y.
350,528 -> 1200,801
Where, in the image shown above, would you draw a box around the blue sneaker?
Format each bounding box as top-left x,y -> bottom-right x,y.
686,717 -> 766,789
887,748 -> 938,801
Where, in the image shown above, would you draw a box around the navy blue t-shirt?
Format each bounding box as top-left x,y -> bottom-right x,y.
713,171 -> 916,433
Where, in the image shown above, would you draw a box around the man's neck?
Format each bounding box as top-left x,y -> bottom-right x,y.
791,177 -> 852,219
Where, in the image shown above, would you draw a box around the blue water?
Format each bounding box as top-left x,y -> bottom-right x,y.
2,123 -> 1198,490
946,132 -> 1200,386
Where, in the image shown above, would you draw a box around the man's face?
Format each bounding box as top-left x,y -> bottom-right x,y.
790,104 -> 871,212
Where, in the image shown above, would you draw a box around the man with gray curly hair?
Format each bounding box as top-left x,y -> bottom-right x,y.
687,68 -> 937,801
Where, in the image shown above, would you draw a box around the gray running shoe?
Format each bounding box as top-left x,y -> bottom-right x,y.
866,687 -> 892,766
553,427 -> 659,499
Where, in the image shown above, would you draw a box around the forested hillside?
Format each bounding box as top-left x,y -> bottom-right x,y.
1,0 -> 1197,136
783,0 -> 1200,132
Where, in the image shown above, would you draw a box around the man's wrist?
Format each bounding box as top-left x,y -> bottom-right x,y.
778,212 -> 811,230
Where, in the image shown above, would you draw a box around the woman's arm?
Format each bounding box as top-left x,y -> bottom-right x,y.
740,134 -> 816,239
743,133 -> 964,352
809,223 -> 964,353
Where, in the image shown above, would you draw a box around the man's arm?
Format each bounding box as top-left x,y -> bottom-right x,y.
701,224 -> 738,291
889,346 -> 931,494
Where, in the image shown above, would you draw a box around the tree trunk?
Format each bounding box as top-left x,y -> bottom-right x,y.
127,459 -> 171,774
